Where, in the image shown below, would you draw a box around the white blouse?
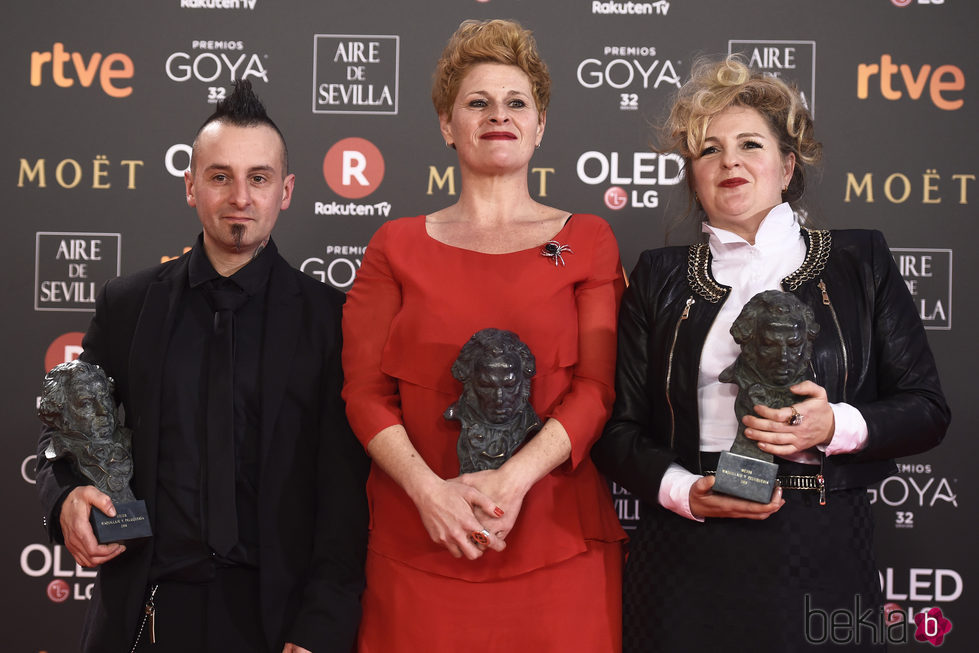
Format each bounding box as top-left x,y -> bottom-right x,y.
657,204 -> 868,520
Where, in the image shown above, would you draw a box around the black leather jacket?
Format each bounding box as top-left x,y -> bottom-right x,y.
592,228 -> 950,505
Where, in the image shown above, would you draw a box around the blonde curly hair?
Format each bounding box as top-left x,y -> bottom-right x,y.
663,56 -> 821,204
432,18 -> 550,120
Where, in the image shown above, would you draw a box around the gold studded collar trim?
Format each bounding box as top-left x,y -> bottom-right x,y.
686,228 -> 833,302
782,228 -> 832,291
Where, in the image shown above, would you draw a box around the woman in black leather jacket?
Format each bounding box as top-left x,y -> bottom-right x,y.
592,57 -> 949,652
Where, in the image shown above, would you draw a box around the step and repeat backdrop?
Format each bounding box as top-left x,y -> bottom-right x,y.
5,0 -> 975,650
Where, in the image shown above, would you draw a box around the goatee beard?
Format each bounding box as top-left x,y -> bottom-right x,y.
231,224 -> 245,252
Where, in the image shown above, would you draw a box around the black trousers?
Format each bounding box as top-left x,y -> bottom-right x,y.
133,567 -> 270,653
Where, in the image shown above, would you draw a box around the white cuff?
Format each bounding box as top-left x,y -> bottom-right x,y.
658,463 -> 704,522
820,403 -> 869,455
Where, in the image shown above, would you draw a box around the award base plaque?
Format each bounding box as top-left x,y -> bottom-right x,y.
89,500 -> 152,543
712,451 -> 779,503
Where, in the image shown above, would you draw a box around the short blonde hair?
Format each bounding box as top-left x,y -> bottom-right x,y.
663,56 -> 821,203
432,19 -> 550,120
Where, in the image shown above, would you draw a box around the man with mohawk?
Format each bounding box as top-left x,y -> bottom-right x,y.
37,80 -> 368,653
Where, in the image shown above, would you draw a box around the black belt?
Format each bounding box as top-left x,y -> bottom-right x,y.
700,451 -> 826,504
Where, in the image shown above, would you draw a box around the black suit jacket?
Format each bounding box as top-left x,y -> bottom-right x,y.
37,241 -> 369,652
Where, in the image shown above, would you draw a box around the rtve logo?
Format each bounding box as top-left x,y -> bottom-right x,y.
29,42 -> 134,98
857,55 -> 964,110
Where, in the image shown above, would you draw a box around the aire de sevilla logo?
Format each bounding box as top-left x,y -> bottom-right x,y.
323,137 -> 385,199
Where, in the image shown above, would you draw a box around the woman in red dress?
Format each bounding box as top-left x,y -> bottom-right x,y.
342,18 -> 626,652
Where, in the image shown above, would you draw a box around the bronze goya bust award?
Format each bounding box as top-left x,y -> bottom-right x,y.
38,360 -> 152,542
445,328 -> 542,474
712,290 -> 820,503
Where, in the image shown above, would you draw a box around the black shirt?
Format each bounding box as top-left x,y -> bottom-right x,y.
150,235 -> 273,582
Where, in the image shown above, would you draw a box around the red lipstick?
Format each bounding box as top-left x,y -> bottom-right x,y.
719,177 -> 748,188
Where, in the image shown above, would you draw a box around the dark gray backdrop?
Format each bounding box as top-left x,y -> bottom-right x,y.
6,0 -> 975,650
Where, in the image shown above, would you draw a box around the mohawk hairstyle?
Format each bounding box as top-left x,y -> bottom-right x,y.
192,79 -> 289,172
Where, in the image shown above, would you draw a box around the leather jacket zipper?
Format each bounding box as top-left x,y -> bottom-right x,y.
817,457 -> 827,506
666,296 -> 695,449
815,278 -> 846,507
817,279 -> 848,402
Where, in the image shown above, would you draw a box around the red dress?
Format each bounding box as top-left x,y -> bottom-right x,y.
342,214 -> 626,651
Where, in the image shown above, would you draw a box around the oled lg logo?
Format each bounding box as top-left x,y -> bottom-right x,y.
29,43 -> 134,98
604,187 -> 628,210
857,55 -> 964,110
891,0 -> 944,6
578,151 -> 684,209
315,138 -> 390,217
21,544 -> 97,602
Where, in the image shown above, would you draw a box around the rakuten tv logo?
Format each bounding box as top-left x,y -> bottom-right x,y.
29,43 -> 134,98
857,55 -> 964,110
323,138 -> 385,199
45,332 -> 84,372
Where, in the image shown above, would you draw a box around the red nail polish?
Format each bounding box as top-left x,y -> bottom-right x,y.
494,507 -> 505,517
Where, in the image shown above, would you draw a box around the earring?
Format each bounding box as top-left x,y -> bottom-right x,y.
782,185 -> 788,192
536,142 -> 541,149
